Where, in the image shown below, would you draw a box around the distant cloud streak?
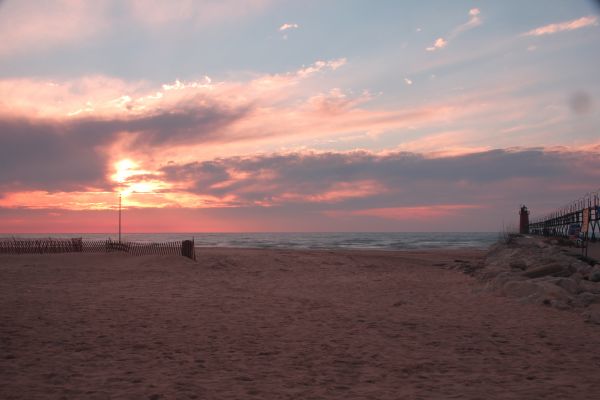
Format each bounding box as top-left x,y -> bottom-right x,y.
454,8 -> 482,34
279,23 -> 299,31
523,15 -> 598,36
425,8 -> 482,52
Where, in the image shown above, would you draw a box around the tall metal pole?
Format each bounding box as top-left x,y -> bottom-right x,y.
118,193 -> 122,243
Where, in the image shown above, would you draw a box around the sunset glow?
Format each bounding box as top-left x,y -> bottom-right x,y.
1,1 -> 599,232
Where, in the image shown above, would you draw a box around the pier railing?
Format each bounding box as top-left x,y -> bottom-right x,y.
528,190 -> 600,242
0,238 -> 196,260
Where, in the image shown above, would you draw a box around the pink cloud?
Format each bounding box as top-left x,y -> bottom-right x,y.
277,180 -> 386,204
0,76 -> 148,118
279,23 -> 299,31
0,58 -> 346,119
396,130 -> 491,156
324,205 -> 483,221
523,15 -> 598,36
2,58 -> 598,225
295,58 -> 347,78
2,148 -> 600,231
0,1 -> 110,56
1,57 -> 494,172
127,0 -> 271,27
426,37 -> 448,52
0,0 -> 273,57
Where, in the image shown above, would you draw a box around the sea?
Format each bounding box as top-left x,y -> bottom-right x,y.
0,232 -> 499,251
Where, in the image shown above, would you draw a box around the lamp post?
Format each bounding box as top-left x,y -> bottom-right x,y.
118,193 -> 122,243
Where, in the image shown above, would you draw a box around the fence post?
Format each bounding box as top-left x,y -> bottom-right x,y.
181,240 -> 194,259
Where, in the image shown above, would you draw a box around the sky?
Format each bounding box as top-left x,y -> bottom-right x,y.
1,0 -> 599,233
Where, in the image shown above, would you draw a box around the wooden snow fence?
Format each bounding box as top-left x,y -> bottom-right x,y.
0,238 -> 196,260
0,238 -> 83,254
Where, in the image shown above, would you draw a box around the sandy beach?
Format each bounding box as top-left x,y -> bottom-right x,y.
1,248 -> 599,399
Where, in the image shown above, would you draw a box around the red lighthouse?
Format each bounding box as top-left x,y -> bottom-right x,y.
519,205 -> 529,234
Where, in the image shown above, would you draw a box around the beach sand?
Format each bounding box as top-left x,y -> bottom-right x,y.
1,248 -> 599,399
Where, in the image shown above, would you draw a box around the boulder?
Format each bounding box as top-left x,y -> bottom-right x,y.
589,265 -> 600,282
503,280 -> 541,298
479,267 -> 507,281
553,278 -> 580,295
574,263 -> 593,276
575,292 -> 600,307
522,263 -> 571,279
548,299 -> 571,310
536,240 -> 550,249
569,272 -> 584,281
579,280 -> 600,294
502,280 -> 572,305
509,260 -> 527,270
583,304 -> 600,325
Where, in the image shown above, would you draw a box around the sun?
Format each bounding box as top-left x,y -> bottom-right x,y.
110,158 -> 169,197
111,159 -> 138,184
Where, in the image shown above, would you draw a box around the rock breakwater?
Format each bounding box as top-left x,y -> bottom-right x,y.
461,235 -> 600,324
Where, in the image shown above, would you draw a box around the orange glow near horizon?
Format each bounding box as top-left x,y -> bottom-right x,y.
0,189 -> 239,211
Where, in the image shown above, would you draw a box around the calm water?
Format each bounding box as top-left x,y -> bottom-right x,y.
0,232 -> 499,250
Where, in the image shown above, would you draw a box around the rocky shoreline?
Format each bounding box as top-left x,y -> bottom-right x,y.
462,235 -> 600,324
